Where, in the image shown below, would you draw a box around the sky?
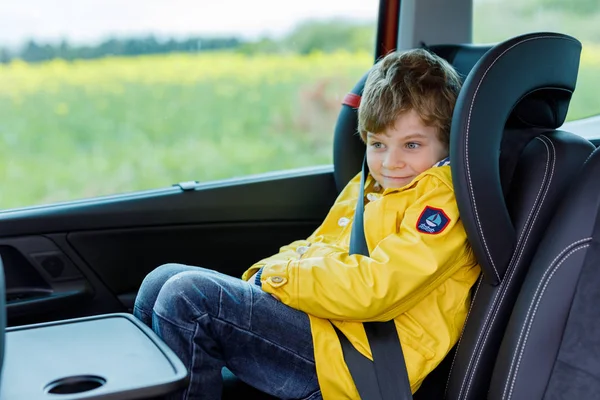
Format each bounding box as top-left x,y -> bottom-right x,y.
0,0 -> 378,49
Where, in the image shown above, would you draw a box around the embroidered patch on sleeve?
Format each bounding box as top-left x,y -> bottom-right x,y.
416,206 -> 451,234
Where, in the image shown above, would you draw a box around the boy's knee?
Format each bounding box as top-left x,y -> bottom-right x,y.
140,263 -> 188,290
136,263 -> 190,306
154,270 -> 221,318
148,263 -> 188,280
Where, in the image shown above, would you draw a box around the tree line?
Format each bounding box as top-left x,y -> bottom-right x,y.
4,0 -> 597,65
0,20 -> 375,64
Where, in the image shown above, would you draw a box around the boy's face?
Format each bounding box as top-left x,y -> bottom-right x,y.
366,109 -> 448,190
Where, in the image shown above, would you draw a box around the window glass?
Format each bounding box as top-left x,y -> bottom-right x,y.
0,1 -> 377,209
473,0 -> 600,121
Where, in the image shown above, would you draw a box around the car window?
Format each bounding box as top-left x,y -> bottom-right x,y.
0,0 -> 377,209
473,0 -> 600,121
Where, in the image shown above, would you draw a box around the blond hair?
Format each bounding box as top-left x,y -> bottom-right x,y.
358,49 -> 462,146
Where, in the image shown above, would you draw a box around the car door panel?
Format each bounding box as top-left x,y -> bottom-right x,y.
1,167 -> 338,326
0,167 -> 336,236
1,234 -> 125,326
68,221 -> 320,305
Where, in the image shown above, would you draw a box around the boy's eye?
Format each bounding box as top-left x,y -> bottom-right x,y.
406,142 -> 420,149
370,142 -> 384,149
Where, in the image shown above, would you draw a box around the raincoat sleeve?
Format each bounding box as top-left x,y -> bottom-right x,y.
241,239 -> 312,281
257,178 -> 471,321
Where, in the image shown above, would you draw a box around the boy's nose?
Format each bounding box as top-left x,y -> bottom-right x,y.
383,150 -> 406,169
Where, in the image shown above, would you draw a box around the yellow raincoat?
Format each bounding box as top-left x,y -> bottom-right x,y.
242,163 -> 480,398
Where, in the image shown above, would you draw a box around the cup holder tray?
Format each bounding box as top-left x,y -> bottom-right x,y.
0,313 -> 187,400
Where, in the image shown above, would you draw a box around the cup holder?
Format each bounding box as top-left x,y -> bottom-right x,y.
45,375 -> 107,395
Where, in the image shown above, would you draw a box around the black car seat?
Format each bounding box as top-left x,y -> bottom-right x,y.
221,43 -> 494,400
486,149 -> 600,398
334,33 -> 594,400
335,32 -> 594,400
443,32 -> 595,400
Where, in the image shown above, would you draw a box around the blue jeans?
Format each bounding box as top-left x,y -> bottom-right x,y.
133,264 -> 322,400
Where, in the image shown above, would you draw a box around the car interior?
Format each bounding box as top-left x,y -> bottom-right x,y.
1,0 -> 600,399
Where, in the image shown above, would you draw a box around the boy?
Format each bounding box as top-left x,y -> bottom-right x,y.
133,49 -> 480,400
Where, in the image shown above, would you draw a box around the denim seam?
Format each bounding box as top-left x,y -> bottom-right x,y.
133,304 -> 152,320
186,319 -> 199,399
153,308 -> 196,333
153,310 -> 197,398
211,316 -> 316,365
248,285 -> 254,331
177,286 -> 218,324
157,285 -> 315,364
216,284 -> 224,320
302,389 -> 323,400
153,290 -> 205,332
299,373 -> 322,400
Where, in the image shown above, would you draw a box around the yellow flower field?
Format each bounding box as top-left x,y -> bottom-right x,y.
0,46 -> 598,209
0,51 -> 372,208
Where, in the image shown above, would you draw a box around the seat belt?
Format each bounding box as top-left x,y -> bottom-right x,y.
334,156 -> 413,400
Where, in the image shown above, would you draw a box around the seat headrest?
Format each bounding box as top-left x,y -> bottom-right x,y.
333,44 -> 493,193
426,43 -> 496,80
450,32 -> 581,285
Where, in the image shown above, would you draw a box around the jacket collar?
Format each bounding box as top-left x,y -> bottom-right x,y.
433,157 -> 450,167
365,157 -> 452,194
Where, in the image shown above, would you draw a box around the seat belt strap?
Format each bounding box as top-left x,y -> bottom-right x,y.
337,156 -> 413,400
348,157 -> 370,257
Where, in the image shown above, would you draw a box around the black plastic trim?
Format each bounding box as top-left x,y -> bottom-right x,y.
0,166 -> 337,238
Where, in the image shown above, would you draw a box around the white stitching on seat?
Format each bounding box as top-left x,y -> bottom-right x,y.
512,137 -> 555,268
464,35 -> 576,285
516,135 -> 556,264
457,135 -> 554,399
502,238 -> 591,399
502,237 -> 591,398
456,289 -> 501,399
456,32 -> 578,398
504,241 -> 591,400
462,135 -> 556,397
445,276 -> 484,397
507,137 -> 551,265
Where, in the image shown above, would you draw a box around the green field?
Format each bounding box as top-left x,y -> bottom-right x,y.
0,51 -> 372,208
0,47 -> 599,209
